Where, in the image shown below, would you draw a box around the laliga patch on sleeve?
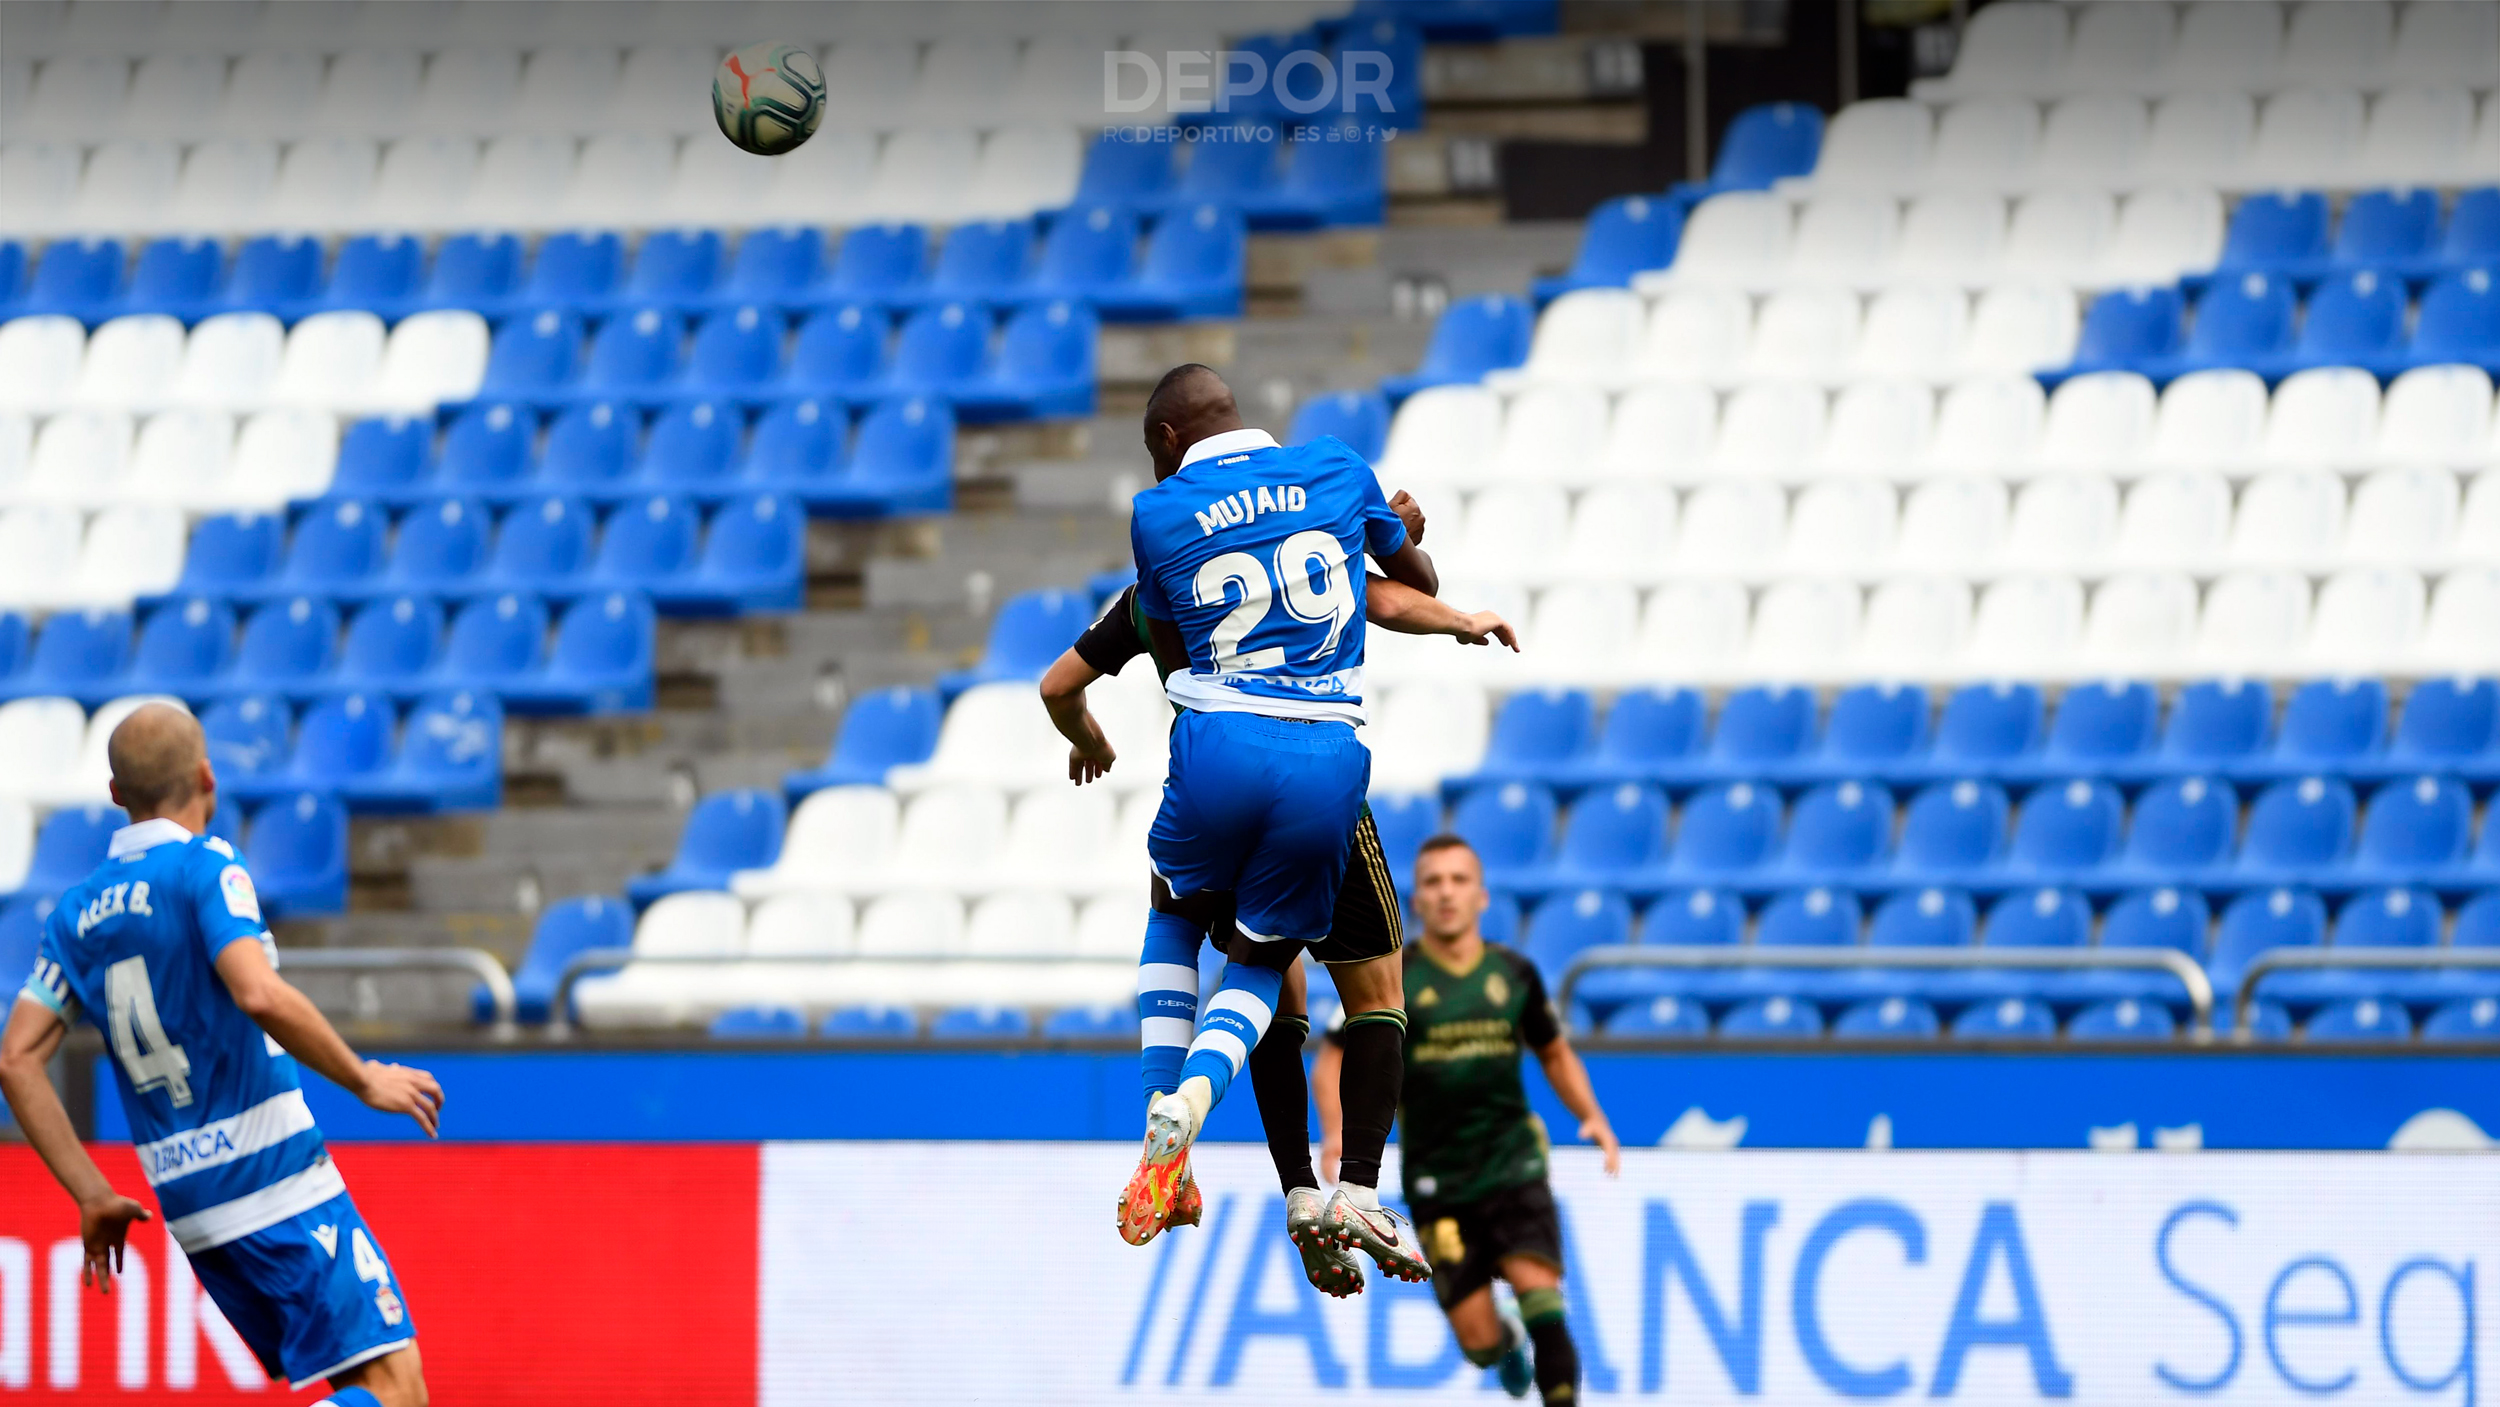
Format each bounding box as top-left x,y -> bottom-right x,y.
219,865 -> 262,922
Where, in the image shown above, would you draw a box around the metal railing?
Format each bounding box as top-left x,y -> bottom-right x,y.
1557,945 -> 2216,1037
278,947 -> 518,1035
548,949 -> 1132,1036
2234,950 -> 2500,1035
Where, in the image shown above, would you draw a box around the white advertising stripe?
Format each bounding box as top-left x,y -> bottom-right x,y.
133,1088 -> 315,1186
760,1143 -> 2495,1406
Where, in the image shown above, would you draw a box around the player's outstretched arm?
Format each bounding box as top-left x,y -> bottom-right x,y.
1366,576 -> 1521,650
1038,647 -> 1117,784
1532,1032 -> 1621,1176
0,997 -> 153,1292
214,941 -> 443,1138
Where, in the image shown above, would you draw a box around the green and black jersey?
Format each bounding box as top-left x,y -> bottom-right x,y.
1073,583 -> 1187,686
1390,942 -> 1563,1207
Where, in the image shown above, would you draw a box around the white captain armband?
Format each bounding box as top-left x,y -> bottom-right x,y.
21,957 -> 74,1018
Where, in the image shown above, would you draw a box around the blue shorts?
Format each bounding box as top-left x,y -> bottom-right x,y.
1149,710 -> 1370,947
186,1188 -> 415,1391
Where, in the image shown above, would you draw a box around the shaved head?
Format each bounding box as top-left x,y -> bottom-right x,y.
108,702 -> 209,818
1142,363 -> 1244,481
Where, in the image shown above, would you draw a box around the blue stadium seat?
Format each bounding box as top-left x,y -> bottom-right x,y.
1029,206 -> 1141,304
122,236 -> 222,320
0,240 -> 21,317
0,898 -> 45,989
582,492 -> 696,600
746,398 -> 847,491
2287,269 -> 2407,377
319,234 -> 425,318
2009,778 -> 2122,875
935,588 -> 1094,700
2061,286 -> 2183,378
2212,886 -> 2326,997
521,230 -> 625,308
1371,792 -> 1441,894
828,223 -> 928,304
1523,888 -> 1630,980
0,613 -> 23,685
667,493 -> 805,615
1870,886 -> 1976,949
926,219 -> 1034,303
7,610 -> 130,705
328,418 -> 434,506
1773,780 -> 1894,886
203,693 -> 292,788
376,499 -> 488,598
2161,679 -> 2273,767
682,307 -> 784,402
2305,996 -> 2412,1043
1706,686 -> 1816,777
1101,204 -> 1248,321
2422,996 -> 2500,1042
1693,101 -> 1824,197
822,1005 -> 919,1039
246,792 -> 349,917
2067,997 -> 2176,1042
930,1006 -> 1032,1040
2239,776 -> 2356,875
477,306 -> 580,399
1287,390 -> 1392,462
1532,194 -> 1685,305
806,397 -> 952,517
1606,995 -> 1710,1038
957,300 -> 1096,422
428,592 -> 548,693
2104,886 -> 2208,955
2410,268 -> 2500,372
328,594 -> 442,697
2440,188 -> 2500,267
421,232 -> 523,312
1896,780 -> 2009,877
625,789 -> 787,907
1468,688 -> 1595,787
722,227 -> 826,307
543,402 -> 638,499
783,686 -> 943,801
1567,686 -> 1704,788
2160,271 -> 2296,380
489,590 -> 652,714
1952,996 -> 2056,1040
1455,781 -> 1557,879
2351,775 -> 2472,883
580,307 -> 684,401
2386,678 -> 2497,774
2333,189 -> 2442,280
1076,132 -> 1177,209
710,1005 -> 806,1039
478,497 -> 594,598
438,403 -> 536,500
625,447 -> 721,542
166,512 -> 283,600
1664,781 -> 1778,880
2456,891 -> 2500,948
885,301 -> 990,400
1719,995 -> 1823,1040
222,234 -> 322,319
622,229 -> 723,310
1760,885 -> 1860,947
1380,293 -> 1534,402
787,304 -> 890,398
2215,189 -> 2331,277
1043,1004 -> 1134,1039
253,499 -> 385,602
346,688 -> 502,813
1333,16 -> 1425,126
1273,122 -> 1389,228
1985,886 -> 2089,948
1835,996 -> 1939,1040
2036,679 -> 2157,777
24,237 -> 124,321
2336,885 -> 2440,952
1545,782 -> 1666,887
1932,682 -> 2045,771
258,691 -> 392,795
1817,684 -> 1930,775
17,806 -> 119,898
2268,677 -> 2388,772
231,596 -> 341,698
1648,888 -> 1743,945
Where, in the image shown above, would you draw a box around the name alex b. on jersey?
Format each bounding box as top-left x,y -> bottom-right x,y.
1193,480 -> 1311,537
75,879 -> 157,937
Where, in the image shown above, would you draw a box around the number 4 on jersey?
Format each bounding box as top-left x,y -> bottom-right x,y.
105,955 -> 194,1109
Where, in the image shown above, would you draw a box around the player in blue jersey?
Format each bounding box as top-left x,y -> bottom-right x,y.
1113,363 -> 1446,1283
0,704 -> 442,1407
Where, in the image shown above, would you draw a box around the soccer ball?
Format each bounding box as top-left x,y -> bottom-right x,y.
712,41 -> 826,157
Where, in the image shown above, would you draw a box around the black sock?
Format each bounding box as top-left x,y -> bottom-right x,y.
1248,1014 -> 1318,1192
1527,1311 -> 1579,1405
1334,1010 -> 1405,1190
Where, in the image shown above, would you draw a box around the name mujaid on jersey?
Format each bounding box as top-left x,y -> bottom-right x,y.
1130,431 -> 1410,726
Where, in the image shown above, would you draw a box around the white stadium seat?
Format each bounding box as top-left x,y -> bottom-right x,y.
373,310 -> 491,412
1653,192 -> 1792,290
2062,3 -> 2173,96
2083,572 -> 2197,674
1527,582 -> 1640,686
2197,569 -> 2313,671
128,52 -> 230,136
821,40 -> 927,129
2113,471 -> 2233,570
1858,578 -> 1971,673
1486,386 -> 1608,484
223,408 -> 340,508
1074,896 -> 1143,959
1513,288 -> 1643,387
910,39 -> 1023,125
2361,88 -> 2478,187
1926,376 -> 2047,476
862,129 -> 981,224
1894,194 -> 2005,285
2230,469 -> 2347,569
2033,95 -> 2147,187
759,130 -> 879,225
75,139 -> 181,235
2393,3 -> 2500,88
1633,580 -> 1749,678
316,51 -> 424,139
2307,567 -> 2424,673
515,47 -> 622,135
1710,382 -> 1827,477
369,136 -> 480,232
2097,186 -> 2223,287
1933,1 -> 2069,98
1816,379 -> 1934,474
0,316 -> 87,413
1966,575 -> 2086,677
1746,288 -> 1862,382
1673,480 -> 1788,573
1788,194 -> 1900,286
0,143 -> 84,240
120,408 -> 233,511
0,698 -> 88,804
964,126 -> 1083,220
609,44 -> 716,136
1629,286 -> 1752,383
1896,478 -> 2008,571
23,55 -> 130,141
878,787 -> 1009,895
1562,481 -> 1678,581
1748,578 -> 1861,677
269,138 -> 378,230
2141,93 -> 2254,185
887,685 -> 1067,794
416,48 -> 523,138
1852,287 -> 1964,381
2420,569 -> 2500,672
966,892 -> 1077,958
2167,3 -> 2284,93
566,133 -> 678,228
172,312 -> 284,409
272,311 -> 386,410
2249,87 -> 2365,188
171,138 -> 279,232
465,134 -> 577,229
0,507 -> 87,608
1928,98 -> 2040,191
2282,0 -> 2391,89
1783,479 -> 1898,575
219,51 -> 326,139
1807,99 -> 1933,192
2146,369 -> 2267,472
1596,381 -> 1717,480
1364,680 -> 1490,793
1960,283 -> 2078,376
62,505 -> 185,610
734,787 -> 901,899
0,414 -> 26,496
2036,371 -> 2156,473
1445,483 -> 1569,581
1379,385 -> 1500,491
990,787 -> 1120,898
2342,468 -> 2457,567
2004,473 -> 2119,570
19,411 -> 132,507
2003,190 -> 2114,283
0,798 -> 30,895
2374,365 -> 2493,465
2456,476 -> 2500,563
73,314 -> 184,411
2260,367 -> 2381,469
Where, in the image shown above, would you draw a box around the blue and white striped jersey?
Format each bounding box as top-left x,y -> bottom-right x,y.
19,817 -> 338,1254
1129,429 -> 1408,725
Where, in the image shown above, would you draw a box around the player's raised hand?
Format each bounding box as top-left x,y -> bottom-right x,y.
1388,490 -> 1427,546
78,1192 -> 151,1294
1583,1116 -> 1622,1177
357,1060 -> 445,1139
1452,610 -> 1519,651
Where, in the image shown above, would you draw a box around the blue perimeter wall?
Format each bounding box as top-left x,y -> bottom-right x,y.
89,1050 -> 2500,1150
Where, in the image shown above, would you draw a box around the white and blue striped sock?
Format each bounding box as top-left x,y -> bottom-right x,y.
1136,911 -> 1202,1100
1177,961 -> 1286,1112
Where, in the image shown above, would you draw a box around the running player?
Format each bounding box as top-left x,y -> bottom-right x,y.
0,704 -> 441,1407
1041,503 -> 1515,1295
1318,833 -> 1621,1405
1109,363 -> 1439,1283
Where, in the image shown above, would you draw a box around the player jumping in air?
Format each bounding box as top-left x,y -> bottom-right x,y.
1103,362 -> 1464,1284
0,704 -> 442,1407
1041,487 -> 1515,1294
1318,834 -> 1621,1405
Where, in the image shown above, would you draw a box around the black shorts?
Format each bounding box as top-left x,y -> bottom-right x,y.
1409,1178 -> 1565,1312
1178,806 -> 1404,967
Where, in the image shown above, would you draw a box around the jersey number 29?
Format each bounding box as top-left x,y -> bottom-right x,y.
106,955 -> 195,1109
1192,529 -> 1358,672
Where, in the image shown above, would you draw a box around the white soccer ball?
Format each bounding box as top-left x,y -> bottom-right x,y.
712,41 -> 826,157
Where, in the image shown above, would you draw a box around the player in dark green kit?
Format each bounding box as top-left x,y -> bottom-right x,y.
1318,833 -> 1621,1404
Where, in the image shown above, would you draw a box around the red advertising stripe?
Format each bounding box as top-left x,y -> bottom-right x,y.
0,1144 -> 759,1404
